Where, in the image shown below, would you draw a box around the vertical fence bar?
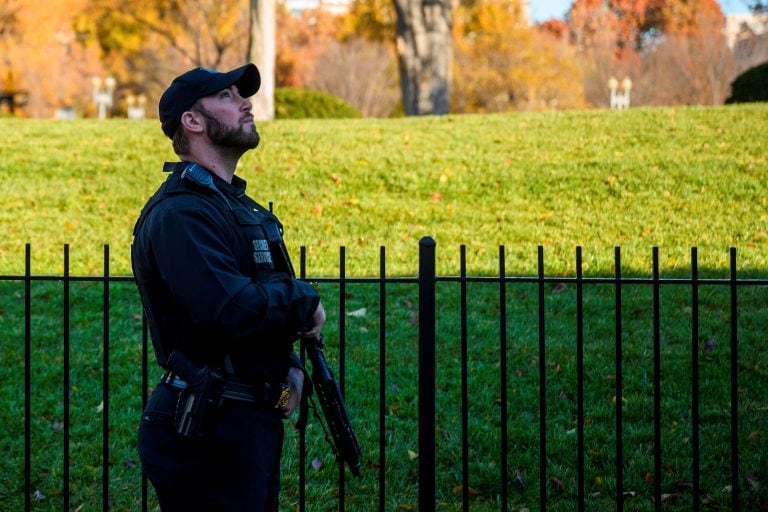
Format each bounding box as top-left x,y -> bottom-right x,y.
691,247 -> 700,512
102,245 -> 110,511
537,246 -> 547,511
576,247 -> 585,512
378,246 -> 387,512
460,246 -> 469,512
652,248 -> 662,511
338,246 -> 347,512
614,247 -> 624,512
63,245 -> 71,511
141,314 -> 149,512
418,237 -> 436,512
729,248 -> 739,512
299,246 -> 308,512
24,243 -> 31,512
499,245 -> 509,512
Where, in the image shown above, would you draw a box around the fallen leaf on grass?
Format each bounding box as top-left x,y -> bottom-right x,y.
746,475 -> 761,491
549,477 -> 565,492
407,450 -> 418,461
346,308 -> 367,318
452,485 -> 480,497
514,470 -> 526,490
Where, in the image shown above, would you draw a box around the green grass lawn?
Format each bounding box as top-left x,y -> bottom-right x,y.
1,104 -> 767,277
1,105 -> 767,511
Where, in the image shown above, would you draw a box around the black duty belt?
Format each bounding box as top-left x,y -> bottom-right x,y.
160,371 -> 285,406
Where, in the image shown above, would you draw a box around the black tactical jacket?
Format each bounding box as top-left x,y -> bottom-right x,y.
131,162 -> 319,383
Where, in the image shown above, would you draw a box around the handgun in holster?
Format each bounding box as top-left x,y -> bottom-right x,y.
166,350 -> 225,439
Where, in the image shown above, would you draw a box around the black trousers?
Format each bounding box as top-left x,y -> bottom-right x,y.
138,384 -> 284,512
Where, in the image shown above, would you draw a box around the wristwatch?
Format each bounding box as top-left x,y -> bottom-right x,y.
275,382 -> 291,409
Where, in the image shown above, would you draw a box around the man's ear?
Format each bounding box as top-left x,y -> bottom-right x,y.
179,110 -> 205,134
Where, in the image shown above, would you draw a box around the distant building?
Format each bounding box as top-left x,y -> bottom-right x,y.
725,12 -> 767,48
283,0 -> 531,22
283,0 -> 351,16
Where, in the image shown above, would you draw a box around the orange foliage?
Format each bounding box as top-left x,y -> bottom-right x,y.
276,7 -> 343,88
537,19 -> 569,41
568,0 -> 726,53
452,0 -> 585,112
0,0 -> 104,117
660,0 -> 725,36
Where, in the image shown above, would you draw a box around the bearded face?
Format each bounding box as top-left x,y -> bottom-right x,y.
195,104 -> 260,150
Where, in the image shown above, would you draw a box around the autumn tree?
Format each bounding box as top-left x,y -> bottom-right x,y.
0,0 -> 104,117
566,0 -> 733,106
276,7 -> 343,88
339,0 -> 397,41
746,0 -> 767,13
452,0 -> 585,112
80,0 -> 249,116
0,1 -> 20,40
307,37 -> 401,117
0,0 -> 21,84
567,0 -> 663,58
277,5 -> 399,117
636,0 -> 733,105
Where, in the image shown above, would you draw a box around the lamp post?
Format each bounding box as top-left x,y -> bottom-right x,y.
608,76 -> 632,110
92,76 -> 116,119
126,94 -> 146,120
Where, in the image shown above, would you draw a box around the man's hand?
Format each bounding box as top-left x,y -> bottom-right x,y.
301,301 -> 326,340
280,366 -> 304,418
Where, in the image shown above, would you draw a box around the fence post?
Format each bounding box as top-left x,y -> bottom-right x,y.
418,237 -> 436,512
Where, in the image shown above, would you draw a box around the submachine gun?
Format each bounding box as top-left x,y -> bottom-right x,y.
303,335 -> 362,477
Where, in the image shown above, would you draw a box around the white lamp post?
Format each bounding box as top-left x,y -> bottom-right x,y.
608,76 -> 632,110
92,76 -> 116,119
126,93 -> 146,120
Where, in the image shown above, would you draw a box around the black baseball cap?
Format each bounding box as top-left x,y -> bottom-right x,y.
158,63 -> 261,138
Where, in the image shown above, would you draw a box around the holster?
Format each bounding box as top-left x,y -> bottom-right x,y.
167,351 -> 225,439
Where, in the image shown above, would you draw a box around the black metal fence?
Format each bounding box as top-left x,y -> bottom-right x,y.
2,239 -> 767,511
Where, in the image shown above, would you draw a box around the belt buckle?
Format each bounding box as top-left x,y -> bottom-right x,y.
274,383 -> 291,409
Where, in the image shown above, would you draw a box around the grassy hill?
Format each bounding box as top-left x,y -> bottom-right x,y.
1,106 -> 767,511
1,104 -> 766,278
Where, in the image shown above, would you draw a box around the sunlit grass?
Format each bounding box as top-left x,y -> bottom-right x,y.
1,104 -> 767,277
1,105 -> 767,511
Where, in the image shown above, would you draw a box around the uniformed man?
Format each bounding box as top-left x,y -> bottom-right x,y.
132,63 -> 326,512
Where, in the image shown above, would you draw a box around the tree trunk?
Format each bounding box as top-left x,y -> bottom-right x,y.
393,0 -> 453,115
248,0 -> 276,120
